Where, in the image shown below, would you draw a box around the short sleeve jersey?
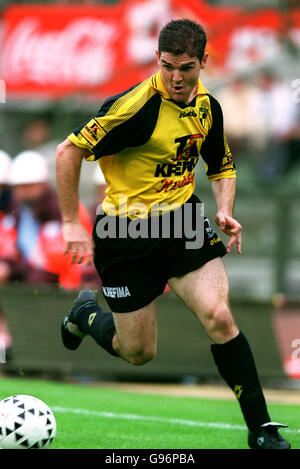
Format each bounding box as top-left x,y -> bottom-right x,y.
68,70 -> 236,217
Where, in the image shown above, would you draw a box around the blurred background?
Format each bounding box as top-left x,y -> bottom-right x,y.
0,0 -> 300,387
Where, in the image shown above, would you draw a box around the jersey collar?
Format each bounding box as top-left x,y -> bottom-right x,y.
151,70 -> 208,100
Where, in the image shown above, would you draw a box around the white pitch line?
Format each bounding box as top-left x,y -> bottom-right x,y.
52,406 -> 300,435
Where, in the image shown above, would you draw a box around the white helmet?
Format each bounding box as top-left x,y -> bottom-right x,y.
92,165 -> 106,186
9,150 -> 49,185
0,150 -> 11,184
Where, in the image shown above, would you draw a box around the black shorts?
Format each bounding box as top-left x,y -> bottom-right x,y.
93,194 -> 227,312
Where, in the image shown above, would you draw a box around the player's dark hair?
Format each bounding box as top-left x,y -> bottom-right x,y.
158,19 -> 207,62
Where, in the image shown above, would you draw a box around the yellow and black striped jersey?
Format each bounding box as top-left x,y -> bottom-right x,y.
68,70 -> 236,217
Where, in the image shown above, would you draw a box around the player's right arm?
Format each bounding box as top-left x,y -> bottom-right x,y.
56,138 -> 94,265
57,80 -> 159,264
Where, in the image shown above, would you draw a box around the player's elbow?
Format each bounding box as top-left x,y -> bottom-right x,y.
56,138 -> 73,161
56,139 -> 87,170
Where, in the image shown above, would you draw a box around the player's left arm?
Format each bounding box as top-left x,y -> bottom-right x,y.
211,177 -> 242,255
200,94 -> 242,254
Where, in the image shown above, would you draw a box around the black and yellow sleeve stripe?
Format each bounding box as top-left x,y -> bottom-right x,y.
68,80 -> 162,161
200,94 -> 236,180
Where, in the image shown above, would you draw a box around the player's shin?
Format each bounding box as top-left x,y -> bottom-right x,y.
211,330 -> 271,431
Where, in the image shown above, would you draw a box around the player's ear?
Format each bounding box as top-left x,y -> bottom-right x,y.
200,52 -> 208,70
155,50 -> 160,65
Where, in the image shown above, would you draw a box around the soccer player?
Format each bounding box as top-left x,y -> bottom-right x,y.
56,19 -> 290,449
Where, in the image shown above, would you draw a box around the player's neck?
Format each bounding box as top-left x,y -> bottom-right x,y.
185,84 -> 198,106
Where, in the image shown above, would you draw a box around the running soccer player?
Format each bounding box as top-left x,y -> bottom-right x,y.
56,19 -> 290,449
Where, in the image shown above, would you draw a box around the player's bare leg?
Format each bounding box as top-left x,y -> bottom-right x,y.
168,257 -> 238,344
112,301 -> 158,365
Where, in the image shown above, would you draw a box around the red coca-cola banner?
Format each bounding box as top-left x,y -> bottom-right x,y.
0,0 -> 299,100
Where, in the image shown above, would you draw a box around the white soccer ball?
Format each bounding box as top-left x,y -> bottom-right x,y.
0,394 -> 56,449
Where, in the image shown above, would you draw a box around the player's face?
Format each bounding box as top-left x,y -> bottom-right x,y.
157,51 -> 207,105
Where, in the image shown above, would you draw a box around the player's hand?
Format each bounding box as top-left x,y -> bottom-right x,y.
62,221 -> 94,265
215,212 -> 242,255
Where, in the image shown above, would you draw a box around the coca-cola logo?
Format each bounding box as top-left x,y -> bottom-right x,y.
2,2 -> 299,98
1,18 -> 117,86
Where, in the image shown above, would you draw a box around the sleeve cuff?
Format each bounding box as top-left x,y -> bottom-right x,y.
67,134 -> 96,161
207,170 -> 237,181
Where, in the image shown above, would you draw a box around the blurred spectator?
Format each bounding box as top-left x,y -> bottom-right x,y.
216,71 -> 300,183
21,117 -> 58,186
215,77 -> 263,158
19,117 -> 98,204
254,70 -> 299,183
0,149 -> 18,283
4,150 -> 62,285
0,149 -> 14,362
0,150 -> 99,290
22,117 -> 52,152
0,149 -> 14,216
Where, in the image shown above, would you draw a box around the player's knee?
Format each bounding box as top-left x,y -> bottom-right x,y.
127,346 -> 156,366
205,303 -> 235,339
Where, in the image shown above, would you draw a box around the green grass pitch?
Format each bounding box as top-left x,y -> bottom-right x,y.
0,376 -> 299,449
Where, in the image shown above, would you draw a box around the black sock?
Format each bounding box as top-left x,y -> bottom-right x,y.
211,331 -> 271,431
76,304 -> 117,357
